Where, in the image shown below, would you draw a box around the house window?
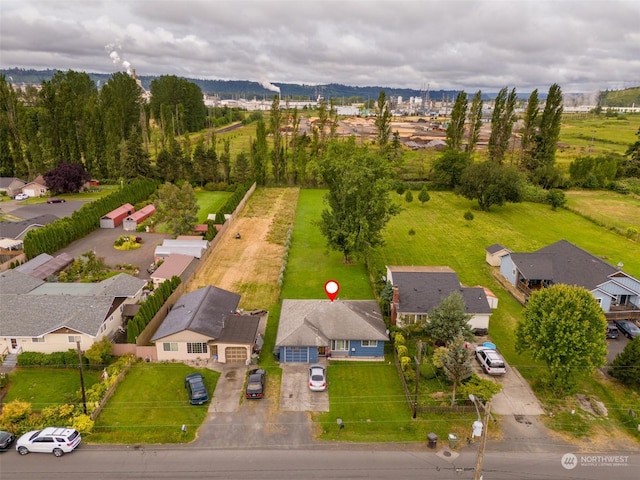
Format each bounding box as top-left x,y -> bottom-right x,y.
332,340 -> 349,351
31,337 -> 45,343
163,342 -> 178,352
187,342 -> 208,354
361,340 -> 378,348
68,335 -> 81,343
415,314 -> 428,322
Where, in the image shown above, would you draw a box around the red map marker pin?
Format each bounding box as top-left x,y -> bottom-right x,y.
324,280 -> 340,302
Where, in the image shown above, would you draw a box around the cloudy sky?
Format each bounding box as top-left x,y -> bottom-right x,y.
1,0 -> 639,93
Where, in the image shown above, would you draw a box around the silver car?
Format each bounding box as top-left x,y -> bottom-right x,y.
308,364 -> 327,391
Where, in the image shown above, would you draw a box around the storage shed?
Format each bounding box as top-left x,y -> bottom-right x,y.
100,204 -> 135,229
123,204 -> 156,231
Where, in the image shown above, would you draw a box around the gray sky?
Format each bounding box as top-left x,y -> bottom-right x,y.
1,0 -> 639,93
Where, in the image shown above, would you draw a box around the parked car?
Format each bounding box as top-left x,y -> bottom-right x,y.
15,427 -> 81,457
184,373 -> 209,405
47,197 -> 66,204
615,320 -> 640,339
246,368 -> 266,399
475,345 -> 507,375
14,193 -> 28,201
0,430 -> 15,451
606,323 -> 619,339
308,364 -> 327,391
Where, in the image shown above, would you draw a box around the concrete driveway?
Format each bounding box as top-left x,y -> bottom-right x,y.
195,363 -> 318,448
280,364 -> 329,412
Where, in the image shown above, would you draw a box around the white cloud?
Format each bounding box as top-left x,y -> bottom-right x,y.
1,0 -> 639,92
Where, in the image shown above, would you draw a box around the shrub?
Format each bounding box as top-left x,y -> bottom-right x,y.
464,210 -> 474,221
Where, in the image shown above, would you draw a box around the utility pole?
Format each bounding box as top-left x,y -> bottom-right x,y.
76,341 -> 87,414
413,340 -> 422,419
473,399 -> 491,480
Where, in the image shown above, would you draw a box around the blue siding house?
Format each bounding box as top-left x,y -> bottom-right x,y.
275,300 -> 388,363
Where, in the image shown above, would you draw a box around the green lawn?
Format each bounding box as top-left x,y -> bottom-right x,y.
90,363 -> 219,444
281,189 -> 373,300
4,368 -> 101,411
194,190 -> 233,223
315,358 -> 478,443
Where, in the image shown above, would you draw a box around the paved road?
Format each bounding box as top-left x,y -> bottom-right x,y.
1,447 -> 638,480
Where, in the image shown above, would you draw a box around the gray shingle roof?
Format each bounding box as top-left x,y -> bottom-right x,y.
0,270 -> 45,294
0,214 -> 59,240
150,286 -> 241,342
485,243 -> 510,255
276,300 -> 388,347
514,239 -> 619,290
1,294 -> 115,336
216,315 -> 260,344
89,273 -> 146,297
390,269 -> 491,314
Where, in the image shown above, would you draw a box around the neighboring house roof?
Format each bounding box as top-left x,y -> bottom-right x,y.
0,270 -> 45,294
0,214 -> 59,240
151,254 -> 194,283
511,239 -> 618,290
276,300 -> 388,347
151,285 -> 241,342
14,253 -> 54,275
216,315 -> 260,344
0,177 -> 26,189
388,266 -> 491,315
1,272 -> 146,338
1,294 -> 115,337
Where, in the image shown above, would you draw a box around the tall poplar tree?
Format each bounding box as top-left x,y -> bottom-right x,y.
520,88 -> 539,170
374,90 -> 392,151
466,90 -> 483,154
488,87 -> 517,163
446,91 -> 468,151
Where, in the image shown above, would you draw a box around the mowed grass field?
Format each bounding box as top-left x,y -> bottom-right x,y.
194,189 -> 233,223
564,190 -> 640,237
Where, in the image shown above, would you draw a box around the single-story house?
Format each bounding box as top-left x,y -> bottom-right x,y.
150,286 -> 261,364
0,214 -> 59,240
0,271 -> 146,354
275,299 -> 389,363
485,243 -> 512,267
386,265 -> 493,333
498,239 -> 640,318
150,254 -> 195,288
123,204 -> 156,231
21,175 -> 49,198
0,177 -> 27,198
100,203 -> 135,229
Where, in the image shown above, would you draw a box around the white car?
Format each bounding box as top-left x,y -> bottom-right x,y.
475,345 -> 507,375
308,364 -> 327,391
16,427 -> 81,457
14,193 -> 29,200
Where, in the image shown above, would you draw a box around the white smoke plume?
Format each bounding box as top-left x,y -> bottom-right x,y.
106,41 -> 132,75
259,79 -> 280,94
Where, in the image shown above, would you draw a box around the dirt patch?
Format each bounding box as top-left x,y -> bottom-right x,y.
188,187 -> 299,309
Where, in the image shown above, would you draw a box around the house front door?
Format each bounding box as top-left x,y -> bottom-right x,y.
10,338 -> 18,353
317,346 -> 326,357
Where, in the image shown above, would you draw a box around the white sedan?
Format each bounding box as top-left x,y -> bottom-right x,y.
14,193 -> 29,200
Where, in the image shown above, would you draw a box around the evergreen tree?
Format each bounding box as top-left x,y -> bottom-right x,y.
466,90 -> 483,154
374,90 -> 392,151
520,89 -> 539,170
120,128 -> 152,179
488,87 -> 517,164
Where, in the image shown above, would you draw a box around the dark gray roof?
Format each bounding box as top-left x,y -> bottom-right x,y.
276,300 -> 388,347
0,270 -> 45,294
0,177 -> 26,189
513,239 -> 618,290
1,294 -> 115,337
391,271 -> 491,314
0,214 -> 59,240
216,315 -> 260,344
485,243 -> 510,255
150,286 -> 241,342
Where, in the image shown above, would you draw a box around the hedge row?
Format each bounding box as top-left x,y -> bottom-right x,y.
216,180 -> 254,219
23,179 -> 159,259
127,276 -> 182,343
17,349 -> 86,368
